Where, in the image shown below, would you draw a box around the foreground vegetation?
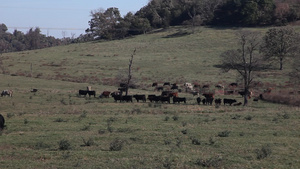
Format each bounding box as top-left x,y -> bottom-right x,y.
0,26 -> 300,168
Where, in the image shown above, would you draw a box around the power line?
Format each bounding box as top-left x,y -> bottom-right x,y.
7,27 -> 86,31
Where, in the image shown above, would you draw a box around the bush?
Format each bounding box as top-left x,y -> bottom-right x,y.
58,139 -> 71,150
191,138 -> 201,145
255,145 -> 272,159
217,130 -> 230,137
245,115 -> 253,120
195,155 -> 223,167
172,115 -> 179,121
81,137 -> 95,147
109,138 -> 124,151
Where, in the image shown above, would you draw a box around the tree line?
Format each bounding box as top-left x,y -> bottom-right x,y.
85,0 -> 300,40
1,0 -> 299,52
0,24 -> 77,54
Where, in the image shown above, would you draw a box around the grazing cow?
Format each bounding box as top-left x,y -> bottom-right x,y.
147,95 -> 156,102
155,86 -> 164,91
163,82 -> 170,86
173,97 -> 186,104
233,102 -> 242,106
202,84 -> 210,89
147,95 -> 161,103
31,89 -> 38,93
78,90 -> 88,97
160,96 -> 171,103
118,87 -> 127,93
196,97 -> 201,105
87,90 -> 96,97
122,95 -> 133,102
193,84 -> 201,89
112,94 -> 122,102
190,90 -> 199,96
0,114 -> 4,131
184,83 -> 193,91
229,83 -> 238,87
120,83 -> 127,88
215,98 -> 222,105
1,90 -> 13,97
162,91 -> 178,97
205,97 -> 214,105
202,98 -> 206,105
171,85 -> 178,90
215,84 -> 224,89
223,98 -> 237,106
203,93 -> 214,105
238,90 -> 252,98
100,91 -> 111,98
133,94 -> 146,102
152,82 -> 158,87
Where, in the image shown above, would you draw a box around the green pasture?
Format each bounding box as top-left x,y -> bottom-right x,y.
0,26 -> 300,168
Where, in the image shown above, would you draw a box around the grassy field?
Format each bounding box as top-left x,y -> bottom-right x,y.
0,26 -> 300,168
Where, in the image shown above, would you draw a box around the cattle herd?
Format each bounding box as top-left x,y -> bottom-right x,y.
77,82 -> 250,106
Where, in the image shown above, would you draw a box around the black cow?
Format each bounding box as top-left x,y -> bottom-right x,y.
87,91 -> 96,97
196,97 -> 201,105
1,90 -> 13,97
202,98 -> 206,105
163,82 -> 170,86
155,86 -> 164,91
112,94 -> 122,102
160,96 -> 171,103
223,98 -> 237,106
0,114 -> 5,131
122,95 -> 133,102
152,82 -> 158,87
120,83 -> 128,88
215,98 -> 222,105
206,97 -> 214,105
173,97 -> 186,104
148,95 -> 162,102
171,85 -> 178,90
31,89 -> 38,93
79,90 -> 88,97
133,94 -> 146,102
203,93 -> 214,105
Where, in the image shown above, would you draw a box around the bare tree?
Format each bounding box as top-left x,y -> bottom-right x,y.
261,26 -> 299,70
125,48 -> 136,96
219,31 -> 265,106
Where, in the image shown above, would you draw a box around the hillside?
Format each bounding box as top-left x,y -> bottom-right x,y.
2,26 -> 299,90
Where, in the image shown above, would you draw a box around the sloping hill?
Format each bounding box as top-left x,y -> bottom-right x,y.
1,26 -> 299,89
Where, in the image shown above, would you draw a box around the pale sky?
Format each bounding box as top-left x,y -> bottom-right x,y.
0,0 -> 149,38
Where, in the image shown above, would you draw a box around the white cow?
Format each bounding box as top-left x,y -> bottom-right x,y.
183,83 -> 193,92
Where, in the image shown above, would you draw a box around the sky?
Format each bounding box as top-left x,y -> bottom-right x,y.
0,0 -> 149,38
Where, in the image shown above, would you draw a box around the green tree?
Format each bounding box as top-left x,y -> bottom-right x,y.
261,26 -> 299,70
87,7 -> 122,40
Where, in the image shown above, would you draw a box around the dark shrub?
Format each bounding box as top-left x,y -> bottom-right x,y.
218,130 -> 230,137
255,145 -> 272,159
58,139 -> 71,150
109,138 -> 124,151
